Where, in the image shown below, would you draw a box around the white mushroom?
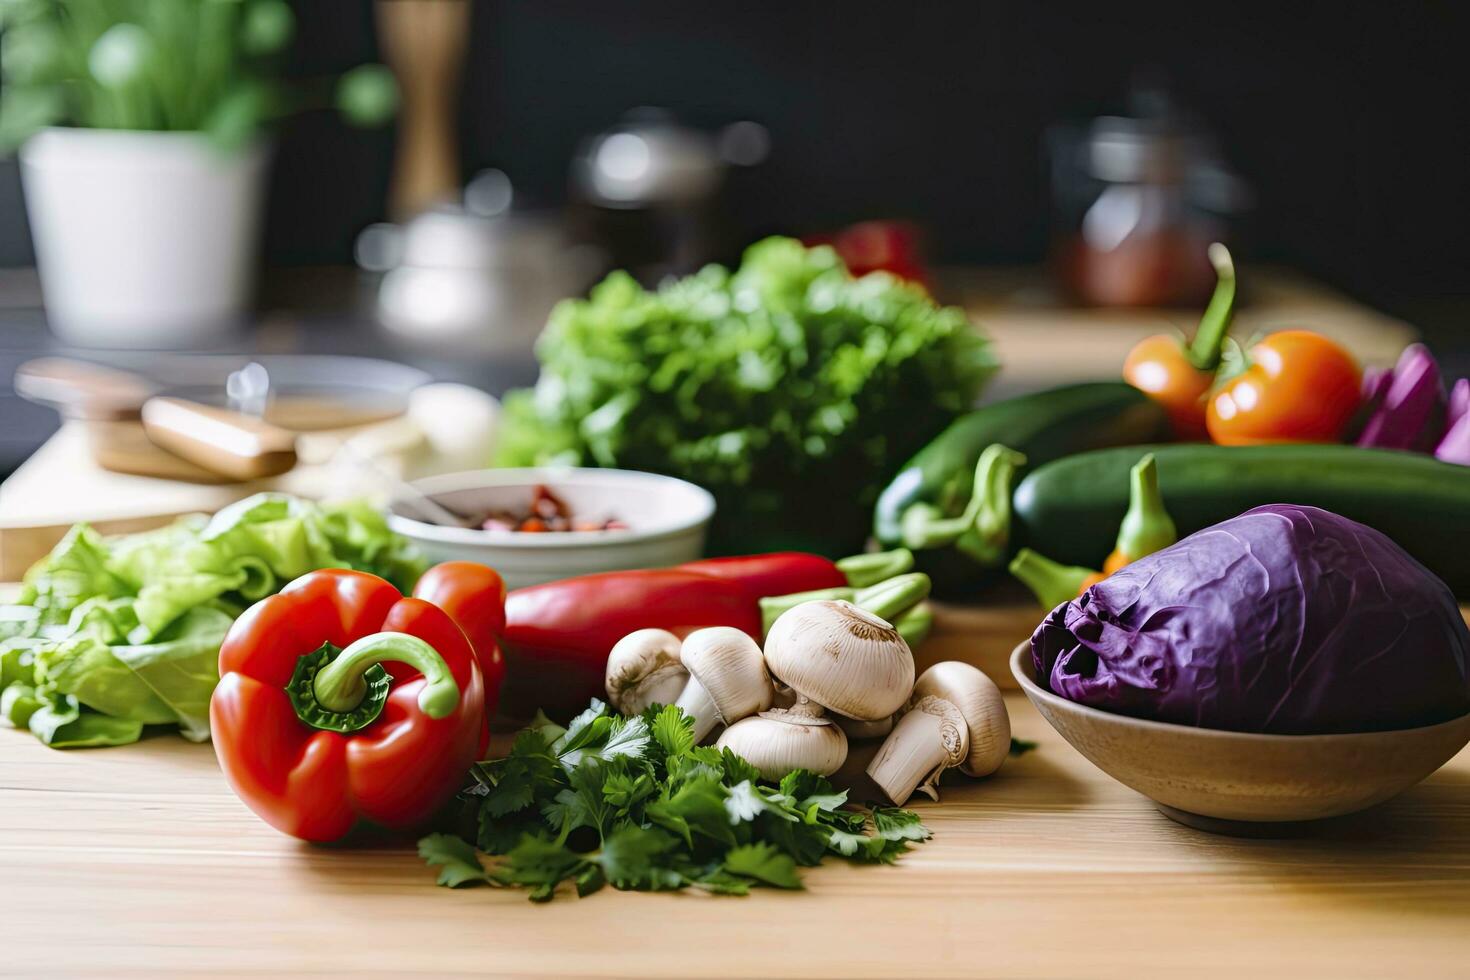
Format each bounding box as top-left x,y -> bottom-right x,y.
762,600 -> 914,722
715,709 -> 849,779
604,629 -> 689,716
866,661 -> 1011,805
674,627 -> 773,742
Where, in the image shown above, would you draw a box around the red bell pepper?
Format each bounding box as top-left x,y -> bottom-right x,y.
210,569 -> 485,842
499,549 -> 913,721
412,560 -> 507,724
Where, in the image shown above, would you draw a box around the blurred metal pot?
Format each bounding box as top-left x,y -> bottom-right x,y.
360,170 -> 601,354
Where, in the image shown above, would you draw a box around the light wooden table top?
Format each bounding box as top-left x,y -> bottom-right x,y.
3,692 -> 1466,978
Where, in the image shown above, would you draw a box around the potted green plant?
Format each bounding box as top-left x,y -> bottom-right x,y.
0,0 -> 396,347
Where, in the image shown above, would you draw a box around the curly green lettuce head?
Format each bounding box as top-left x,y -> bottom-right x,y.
496,237 -> 996,554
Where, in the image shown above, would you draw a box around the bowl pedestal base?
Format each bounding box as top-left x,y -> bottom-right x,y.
1153,803 -> 1373,838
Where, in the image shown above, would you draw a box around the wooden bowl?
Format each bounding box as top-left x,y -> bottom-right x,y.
1010,643 -> 1470,835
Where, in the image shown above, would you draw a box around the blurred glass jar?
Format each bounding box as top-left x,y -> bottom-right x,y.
1048,111 -> 1249,308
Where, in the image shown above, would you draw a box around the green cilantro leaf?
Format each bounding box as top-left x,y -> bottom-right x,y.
724,779 -> 799,824
428,699 -> 933,902
693,869 -> 752,895
646,774 -> 737,849
594,825 -> 683,890
493,833 -> 587,900
872,806 -> 932,842
647,703 -> 695,761
723,842 -> 803,889
602,767 -> 657,813
418,833 -> 491,888
1010,737 -> 1039,756
718,747 -> 762,786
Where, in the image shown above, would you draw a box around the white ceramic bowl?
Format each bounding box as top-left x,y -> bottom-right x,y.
387,468 -> 716,589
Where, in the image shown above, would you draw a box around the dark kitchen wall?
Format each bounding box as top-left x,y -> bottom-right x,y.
4,1 -> 1469,308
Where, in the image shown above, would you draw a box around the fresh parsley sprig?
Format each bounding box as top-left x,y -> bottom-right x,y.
419,700 -> 931,902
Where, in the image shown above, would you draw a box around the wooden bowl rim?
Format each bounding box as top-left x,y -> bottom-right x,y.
1009,641 -> 1470,745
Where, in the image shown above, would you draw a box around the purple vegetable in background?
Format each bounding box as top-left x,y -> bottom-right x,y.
1030,504 -> 1470,735
1355,343 -> 1446,452
1436,378 -> 1470,465
1448,377 -> 1470,427
1436,380 -> 1470,465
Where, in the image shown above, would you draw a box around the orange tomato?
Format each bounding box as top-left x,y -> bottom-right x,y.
1123,334 -> 1213,440
1206,330 -> 1361,445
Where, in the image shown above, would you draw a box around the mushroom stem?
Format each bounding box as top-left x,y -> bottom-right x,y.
866,696 -> 969,805
673,676 -> 722,742
783,695 -> 828,720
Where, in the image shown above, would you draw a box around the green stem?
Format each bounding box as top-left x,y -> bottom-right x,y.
1113,454 -> 1177,562
1186,243 -> 1237,371
891,601 -> 934,650
835,548 -> 914,588
315,632 -> 458,718
899,445 -> 1027,560
759,586 -> 857,635
954,445 -> 1027,566
853,572 -> 931,624
288,632 -> 460,734
1008,548 -> 1097,610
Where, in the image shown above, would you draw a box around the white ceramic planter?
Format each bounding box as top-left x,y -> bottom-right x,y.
20,128 -> 269,349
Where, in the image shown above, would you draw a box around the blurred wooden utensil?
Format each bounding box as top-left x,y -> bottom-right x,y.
16,358 -> 298,482
376,0 -> 471,219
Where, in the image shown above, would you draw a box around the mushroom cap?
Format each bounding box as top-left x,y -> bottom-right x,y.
763,600 -> 914,721
604,628 -> 687,715
679,627 -> 773,723
911,661 -> 1010,777
715,709 -> 849,779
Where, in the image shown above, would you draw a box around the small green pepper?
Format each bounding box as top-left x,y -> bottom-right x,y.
1009,548 -> 1100,609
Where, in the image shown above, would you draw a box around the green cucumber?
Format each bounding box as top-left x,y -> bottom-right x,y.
1013,443 -> 1470,597
872,382 -> 1171,592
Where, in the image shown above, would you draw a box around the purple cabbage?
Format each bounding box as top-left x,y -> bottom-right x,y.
1030,504 -> 1470,735
1356,343 -> 1446,452
1437,378 -> 1470,465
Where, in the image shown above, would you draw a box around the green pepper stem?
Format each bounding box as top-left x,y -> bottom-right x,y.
835,548 -> 914,588
1113,454 -> 1178,563
1186,242 -> 1237,371
853,572 -> 931,624
1008,548 -> 1097,610
760,586 -> 856,634
899,445 -> 1026,561
312,631 -> 459,720
954,445 -> 1026,566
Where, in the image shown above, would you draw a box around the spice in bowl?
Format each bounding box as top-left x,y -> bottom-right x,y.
476,484 -> 627,533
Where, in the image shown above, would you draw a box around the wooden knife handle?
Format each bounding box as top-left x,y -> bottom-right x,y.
14,357 -> 154,421
141,397 -> 298,482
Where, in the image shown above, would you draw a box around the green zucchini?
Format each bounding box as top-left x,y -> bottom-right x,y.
1013,443 -> 1470,597
872,383 -> 1171,592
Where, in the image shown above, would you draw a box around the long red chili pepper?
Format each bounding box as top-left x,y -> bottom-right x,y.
496,549 -> 914,722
